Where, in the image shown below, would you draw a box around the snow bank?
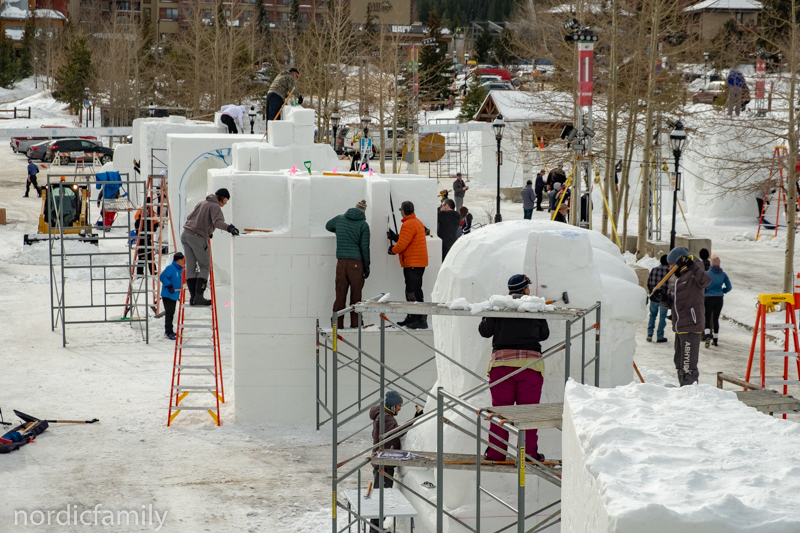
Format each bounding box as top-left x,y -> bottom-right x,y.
445,294 -> 554,313
401,220 -> 646,532
563,380 -> 800,533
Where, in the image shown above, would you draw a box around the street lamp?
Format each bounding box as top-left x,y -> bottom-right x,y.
703,51 -> 709,84
149,102 -> 156,117
330,112 -> 341,152
669,120 -> 687,249
84,87 -> 91,128
248,105 -> 256,134
493,114 -> 505,223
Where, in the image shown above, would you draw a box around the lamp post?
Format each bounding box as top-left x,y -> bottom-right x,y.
248,105 -> 256,134
669,120 -> 686,250
703,51 -> 709,84
148,102 -> 156,117
84,88 -> 91,128
493,114 -> 505,223
330,112 -> 341,152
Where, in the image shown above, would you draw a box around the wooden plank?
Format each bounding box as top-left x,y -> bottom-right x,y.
354,300 -> 591,321
370,451 -> 562,480
481,403 -> 564,430
735,390 -> 800,413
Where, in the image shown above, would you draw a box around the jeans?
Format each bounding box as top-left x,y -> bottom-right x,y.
647,300 -> 668,339
485,366 -> 543,460
266,92 -> 284,122
523,208 -> 533,220
454,196 -> 463,210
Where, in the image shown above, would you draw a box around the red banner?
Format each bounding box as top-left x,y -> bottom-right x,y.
756,58 -> 766,99
578,42 -> 594,106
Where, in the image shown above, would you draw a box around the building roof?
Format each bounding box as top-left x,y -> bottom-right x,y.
684,0 -> 762,12
0,5 -> 66,19
475,90 -> 573,123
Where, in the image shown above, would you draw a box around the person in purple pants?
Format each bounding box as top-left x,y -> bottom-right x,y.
478,274 -> 550,462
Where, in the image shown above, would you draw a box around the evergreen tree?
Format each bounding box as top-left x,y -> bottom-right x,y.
255,0 -> 269,34
364,4 -> 378,36
54,33 -> 95,113
474,25 -> 494,63
0,37 -> 19,88
216,0 -> 226,25
458,74 -> 487,121
419,10 -> 451,100
19,15 -> 36,79
290,0 -> 300,27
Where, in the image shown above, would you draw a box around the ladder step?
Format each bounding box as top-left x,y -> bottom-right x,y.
178,324 -> 213,329
765,380 -> 800,386
177,344 -> 214,350
764,323 -> 794,330
176,365 -> 215,369
169,406 -> 219,411
175,372 -> 214,376
764,351 -> 799,358
175,354 -> 215,357
172,385 -> 217,390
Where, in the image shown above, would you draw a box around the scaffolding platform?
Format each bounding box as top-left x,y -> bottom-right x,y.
354,300 -> 591,321
371,450 -> 562,476
479,402 -> 564,430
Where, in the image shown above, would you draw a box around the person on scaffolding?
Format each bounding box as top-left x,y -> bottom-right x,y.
479,274 -> 549,462
160,252 -> 185,341
326,199 -> 370,330
181,188 -> 240,306
387,201 -> 429,329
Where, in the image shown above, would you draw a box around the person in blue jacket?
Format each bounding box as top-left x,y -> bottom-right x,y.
160,252 -> 185,340
25,159 -> 41,197
704,253 -> 732,347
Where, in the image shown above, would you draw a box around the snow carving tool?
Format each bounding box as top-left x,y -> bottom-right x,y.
14,410 -> 99,424
649,265 -> 678,298
0,407 -> 10,426
304,161 -> 312,175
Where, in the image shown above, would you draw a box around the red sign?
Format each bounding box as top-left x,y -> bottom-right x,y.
578,42 -> 594,106
756,58 -> 766,99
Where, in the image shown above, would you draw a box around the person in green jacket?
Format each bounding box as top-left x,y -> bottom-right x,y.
326,200 -> 371,329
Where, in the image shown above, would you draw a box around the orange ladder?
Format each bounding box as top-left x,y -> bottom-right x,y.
745,294 -> 800,407
756,146 -> 790,241
168,246 -> 224,426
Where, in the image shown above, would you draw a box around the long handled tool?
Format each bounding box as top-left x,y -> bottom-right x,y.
262,88 -> 297,141
14,410 -> 99,424
648,265 -> 678,298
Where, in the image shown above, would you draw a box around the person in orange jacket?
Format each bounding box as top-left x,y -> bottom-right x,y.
387,200 -> 429,329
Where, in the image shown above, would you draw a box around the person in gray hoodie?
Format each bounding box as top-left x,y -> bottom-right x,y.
652,246 -> 711,386
181,188 -> 240,305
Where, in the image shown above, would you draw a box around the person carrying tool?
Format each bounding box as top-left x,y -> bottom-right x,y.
652,246 -> 711,386
219,104 -> 246,134
25,158 -> 41,198
387,201 -> 429,329
160,252 -> 185,340
479,274 -> 549,462
326,200 -> 370,330
181,188 -> 240,306
369,391 -> 423,529
267,68 -> 302,123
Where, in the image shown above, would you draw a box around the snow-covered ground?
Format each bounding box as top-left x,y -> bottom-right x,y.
1,81 -> 799,532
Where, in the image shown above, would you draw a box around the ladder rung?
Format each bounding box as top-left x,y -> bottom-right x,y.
172,385 -> 216,390
169,406 -> 219,411
764,323 -> 794,330
764,351 -> 799,358
765,380 -> 800,386
175,372 -> 213,376
178,324 -> 213,329
176,354 -> 215,357
176,365 -> 215,369
177,344 -> 214,350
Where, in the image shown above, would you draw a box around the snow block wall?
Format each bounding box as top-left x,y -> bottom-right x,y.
402,220 -> 646,532
562,380 -> 800,533
227,170 -> 442,425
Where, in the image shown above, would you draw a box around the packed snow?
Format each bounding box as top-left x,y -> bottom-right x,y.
445,294 -> 555,313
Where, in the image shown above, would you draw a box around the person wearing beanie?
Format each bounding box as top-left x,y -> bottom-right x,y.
548,181 -> 562,213
704,254 -> 732,347
219,104 -> 247,134
646,255 -> 671,343
478,274 -> 550,462
267,68 -> 303,124
437,198 -> 460,260
652,246 -> 711,386
326,200 -> 371,329
25,158 -> 41,198
452,172 -> 468,211
387,200 -> 429,329
522,179 -> 535,219
698,248 -> 710,271
181,188 -> 239,306
159,252 -> 185,340
368,390 -> 423,528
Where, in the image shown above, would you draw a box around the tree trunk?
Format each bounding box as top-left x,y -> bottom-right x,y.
784,0 -> 798,293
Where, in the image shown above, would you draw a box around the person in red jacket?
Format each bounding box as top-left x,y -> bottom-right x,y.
387,201 -> 429,329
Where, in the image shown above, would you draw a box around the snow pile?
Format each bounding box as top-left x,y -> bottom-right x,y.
636,366 -> 679,387
2,239 -> 130,281
447,294 -> 555,314
562,380 -> 800,532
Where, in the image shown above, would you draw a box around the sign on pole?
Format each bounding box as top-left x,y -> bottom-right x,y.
578,42 -> 594,106
756,58 -> 766,99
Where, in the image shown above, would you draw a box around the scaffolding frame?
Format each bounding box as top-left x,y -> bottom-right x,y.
47,172 -> 149,347
319,298 -> 602,533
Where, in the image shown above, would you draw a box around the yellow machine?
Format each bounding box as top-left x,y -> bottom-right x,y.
23,181 -> 96,245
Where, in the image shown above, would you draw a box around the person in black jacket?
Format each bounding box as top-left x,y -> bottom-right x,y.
479,274 -> 549,462
437,199 -> 461,260
459,206 -> 473,235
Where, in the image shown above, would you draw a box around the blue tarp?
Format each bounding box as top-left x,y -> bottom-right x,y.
95,171 -> 122,199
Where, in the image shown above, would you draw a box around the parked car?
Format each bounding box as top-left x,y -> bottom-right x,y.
482,81 -> 515,91
44,138 -> 113,164
691,81 -> 750,107
11,136 -> 49,153
26,139 -> 55,161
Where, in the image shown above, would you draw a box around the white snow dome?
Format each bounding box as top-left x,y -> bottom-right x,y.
401,220 -> 646,532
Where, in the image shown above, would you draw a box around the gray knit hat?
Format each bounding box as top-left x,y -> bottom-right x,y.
385,391 -> 403,408
667,246 -> 689,264
356,199 -> 367,212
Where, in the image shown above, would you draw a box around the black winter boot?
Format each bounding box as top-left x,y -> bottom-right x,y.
186,278 -> 197,304
192,278 -> 212,306
397,316 -> 414,326
407,315 -> 428,329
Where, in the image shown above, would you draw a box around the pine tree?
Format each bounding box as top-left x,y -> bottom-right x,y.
475,25 -> 494,63
458,74 -> 487,121
19,15 -> 36,79
0,37 -> 19,88
290,0 -> 300,27
255,0 -> 269,34
54,33 -> 95,113
419,10 -> 451,100
494,27 -> 516,67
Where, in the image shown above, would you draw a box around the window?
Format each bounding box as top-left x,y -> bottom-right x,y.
735,12 -> 743,24
81,140 -> 97,149
117,1 -> 130,10
300,12 -> 307,19
225,9 -> 230,16
282,11 -> 288,20
244,11 -> 252,19
166,8 -> 178,18
144,7 -> 150,16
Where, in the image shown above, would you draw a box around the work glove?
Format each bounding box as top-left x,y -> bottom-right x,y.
166,284 -> 175,294
363,264 -> 370,279
675,256 -> 693,277
298,96 -> 304,105
227,224 -> 240,236
387,229 -> 399,242
414,406 -> 424,418
651,286 -> 668,305
388,245 -> 395,255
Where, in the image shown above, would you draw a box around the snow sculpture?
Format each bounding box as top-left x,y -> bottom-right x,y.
562,380 -> 800,532
402,220 -> 646,532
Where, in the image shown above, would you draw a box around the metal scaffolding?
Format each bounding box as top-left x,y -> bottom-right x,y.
318,297 -> 602,532
47,172 -> 149,346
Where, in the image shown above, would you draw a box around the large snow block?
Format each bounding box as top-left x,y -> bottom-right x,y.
231,141 -> 264,171
267,121 -> 293,147
562,380 -> 800,533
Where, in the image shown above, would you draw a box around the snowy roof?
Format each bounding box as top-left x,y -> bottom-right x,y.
34,8 -> 66,19
4,28 -> 23,40
684,0 -> 762,12
547,1 -> 632,15
0,5 -> 66,19
475,90 -> 573,123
